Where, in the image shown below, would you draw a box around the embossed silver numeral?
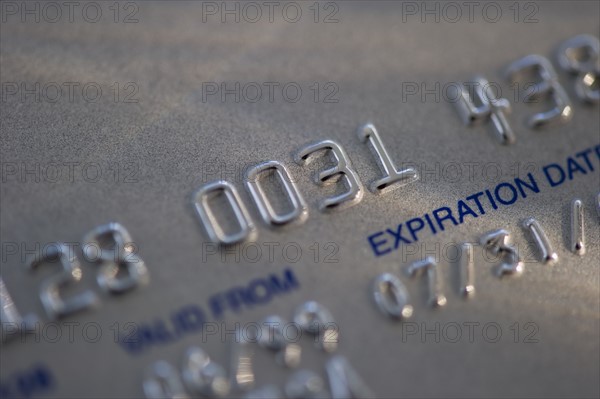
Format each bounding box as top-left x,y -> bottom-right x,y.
358,123 -> 418,193
182,347 -> 230,398
83,222 -> 149,294
557,34 -> 600,103
143,361 -> 189,399
259,315 -> 302,368
245,161 -> 308,227
506,54 -> 573,128
293,301 -> 338,352
522,218 -> 558,265
406,257 -> 446,308
455,75 -> 516,144
570,199 -> 585,255
28,243 -> 98,320
459,243 -> 475,297
142,302 -> 372,398
0,278 -> 38,342
294,140 -> 364,211
326,355 -> 375,399
480,230 -> 523,277
193,180 -> 256,245
229,327 -> 255,391
372,273 -> 413,319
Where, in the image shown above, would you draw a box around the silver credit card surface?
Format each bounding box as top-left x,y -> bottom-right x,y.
1,1 -> 599,398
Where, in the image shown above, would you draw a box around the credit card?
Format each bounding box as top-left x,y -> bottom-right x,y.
1,1 -> 599,398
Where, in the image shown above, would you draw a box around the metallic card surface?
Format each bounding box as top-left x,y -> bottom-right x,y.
1,1 -> 599,398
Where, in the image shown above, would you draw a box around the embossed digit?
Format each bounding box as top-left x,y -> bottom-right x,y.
192,180 -> 256,245
28,243 -> 98,320
143,361 -> 189,399
326,355 -> 375,399
294,140 -> 363,211
480,229 -> 523,277
405,257 -> 446,308
182,347 -> 230,398
0,278 -> 38,342
522,218 -> 558,264
358,123 -> 419,192
557,34 -> 600,103
372,273 -> 413,319
454,76 -> 516,144
245,161 -> 308,226
506,54 -> 572,128
83,222 -> 149,294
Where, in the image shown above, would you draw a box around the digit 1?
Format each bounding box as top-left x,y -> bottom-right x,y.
358,123 -> 418,194
571,199 -> 585,255
0,278 -> 38,343
459,243 -> 475,297
522,218 -> 558,264
406,257 -> 447,308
